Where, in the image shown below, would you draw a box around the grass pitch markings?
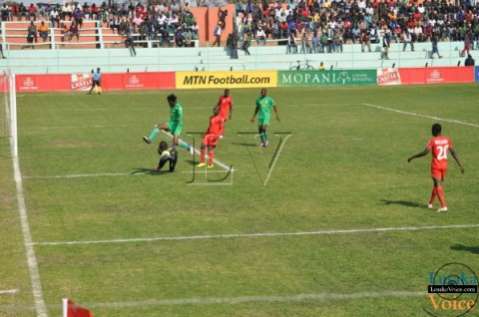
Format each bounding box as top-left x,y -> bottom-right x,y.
264,134 -> 292,186
362,103 -> 479,128
9,129 -> 48,317
82,290 -> 425,309
23,172 -> 146,179
0,290 -> 425,311
0,289 -> 18,295
23,132 -> 234,180
31,223 -> 479,247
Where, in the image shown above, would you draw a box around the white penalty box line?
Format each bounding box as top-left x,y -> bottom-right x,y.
0,290 -> 425,311
23,130 -> 235,180
31,223 -> 479,247
362,103 -> 479,128
83,290 -> 424,309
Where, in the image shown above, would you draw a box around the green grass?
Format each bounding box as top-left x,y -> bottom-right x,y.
1,85 -> 479,317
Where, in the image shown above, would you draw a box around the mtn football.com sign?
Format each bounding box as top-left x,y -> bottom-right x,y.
176,71 -> 277,89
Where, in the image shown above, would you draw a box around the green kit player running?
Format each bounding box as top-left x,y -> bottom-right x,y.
250,88 -> 280,147
143,94 -> 193,154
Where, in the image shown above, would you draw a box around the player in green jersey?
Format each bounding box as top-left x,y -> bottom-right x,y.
250,88 -> 280,147
143,94 -> 193,154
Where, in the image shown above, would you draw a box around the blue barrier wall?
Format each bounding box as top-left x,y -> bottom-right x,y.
1,41 -> 477,74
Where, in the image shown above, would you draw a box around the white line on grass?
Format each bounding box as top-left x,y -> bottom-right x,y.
362,103 -> 479,128
0,289 -> 18,295
0,290 -> 426,311
25,170 -> 235,180
9,129 -> 49,315
24,172 -> 146,179
85,290 -> 424,309
264,134 -> 291,186
181,170 -> 230,174
31,223 -> 479,247
33,124 -> 129,130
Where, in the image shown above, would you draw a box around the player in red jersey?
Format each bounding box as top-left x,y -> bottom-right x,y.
408,123 -> 464,212
197,108 -> 225,168
215,89 -> 233,137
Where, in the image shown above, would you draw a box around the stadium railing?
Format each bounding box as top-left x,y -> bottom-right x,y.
1,20 -> 199,50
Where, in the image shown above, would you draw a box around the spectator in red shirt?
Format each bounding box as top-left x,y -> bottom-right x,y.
28,3 -> 36,19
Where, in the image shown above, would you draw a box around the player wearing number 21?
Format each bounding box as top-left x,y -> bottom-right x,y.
408,123 -> 464,213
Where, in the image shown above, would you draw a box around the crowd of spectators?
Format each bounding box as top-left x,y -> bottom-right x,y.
0,1 -> 199,47
233,0 -> 479,54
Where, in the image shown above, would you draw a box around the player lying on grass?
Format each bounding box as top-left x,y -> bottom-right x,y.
157,141 -> 178,172
215,89 -> 233,138
197,108 -> 225,168
408,123 -> 464,213
250,88 -> 279,147
143,94 -> 193,155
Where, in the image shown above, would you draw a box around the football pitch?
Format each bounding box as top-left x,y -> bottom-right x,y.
1,85 -> 478,317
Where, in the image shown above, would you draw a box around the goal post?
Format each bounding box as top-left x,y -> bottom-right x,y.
9,72 -> 18,157
0,71 -> 18,157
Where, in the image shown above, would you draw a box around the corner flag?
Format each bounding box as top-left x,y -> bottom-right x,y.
62,298 -> 93,317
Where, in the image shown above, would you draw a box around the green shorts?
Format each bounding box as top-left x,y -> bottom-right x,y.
258,116 -> 270,127
168,123 -> 183,136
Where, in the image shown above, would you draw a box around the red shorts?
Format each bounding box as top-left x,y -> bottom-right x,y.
203,133 -> 219,147
431,167 -> 447,181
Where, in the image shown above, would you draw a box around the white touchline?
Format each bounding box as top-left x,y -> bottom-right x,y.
31,223 -> 479,247
263,134 -> 291,186
83,290 -> 424,308
0,289 -> 19,295
9,133 -> 49,316
362,103 -> 479,128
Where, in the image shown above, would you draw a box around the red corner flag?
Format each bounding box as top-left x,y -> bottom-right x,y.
63,298 -> 93,317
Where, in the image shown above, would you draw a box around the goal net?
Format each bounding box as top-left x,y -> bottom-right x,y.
0,71 -> 18,157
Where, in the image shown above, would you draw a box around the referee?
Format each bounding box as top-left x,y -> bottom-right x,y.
88,68 -> 102,95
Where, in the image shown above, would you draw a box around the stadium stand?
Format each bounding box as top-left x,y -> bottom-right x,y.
0,1 -> 214,49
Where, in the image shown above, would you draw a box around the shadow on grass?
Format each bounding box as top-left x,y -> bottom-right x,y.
232,142 -> 258,147
131,167 -> 170,176
185,159 -> 197,166
450,244 -> 479,254
381,199 -> 427,209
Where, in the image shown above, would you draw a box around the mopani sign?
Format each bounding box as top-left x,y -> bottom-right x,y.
279,70 -> 377,86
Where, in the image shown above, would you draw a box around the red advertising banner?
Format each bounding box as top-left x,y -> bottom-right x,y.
71,73 -> 93,91
398,67 -> 474,85
16,72 -> 176,92
377,68 -> 401,86
0,75 -> 6,92
102,72 -> 176,91
16,74 -> 71,92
